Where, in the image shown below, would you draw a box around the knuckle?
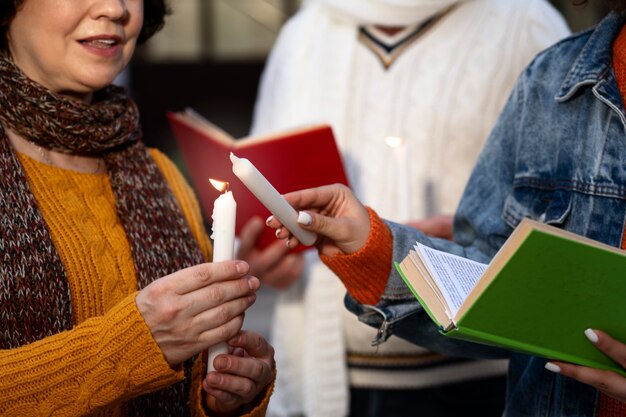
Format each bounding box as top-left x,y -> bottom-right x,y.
236,379 -> 256,398
208,285 -> 224,304
252,333 -> 264,351
250,361 -> 265,380
192,264 -> 211,283
216,304 -> 230,324
160,304 -> 181,323
146,281 -> 168,301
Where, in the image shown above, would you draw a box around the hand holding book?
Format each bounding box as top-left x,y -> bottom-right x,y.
547,329 -> 626,404
266,183 -> 626,379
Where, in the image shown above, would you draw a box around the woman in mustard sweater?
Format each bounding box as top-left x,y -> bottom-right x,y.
0,0 -> 274,416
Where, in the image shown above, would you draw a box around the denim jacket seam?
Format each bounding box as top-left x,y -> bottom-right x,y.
513,177 -> 626,199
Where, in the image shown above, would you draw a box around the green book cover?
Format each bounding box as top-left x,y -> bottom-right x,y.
396,218 -> 626,376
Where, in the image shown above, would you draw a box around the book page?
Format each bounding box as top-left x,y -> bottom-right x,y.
414,243 -> 487,316
407,251 -> 453,319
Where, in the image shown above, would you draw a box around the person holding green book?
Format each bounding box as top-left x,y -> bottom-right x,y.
266,3 -> 626,416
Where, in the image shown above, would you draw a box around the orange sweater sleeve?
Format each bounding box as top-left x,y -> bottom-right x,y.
0,293 -> 182,416
320,207 -> 393,305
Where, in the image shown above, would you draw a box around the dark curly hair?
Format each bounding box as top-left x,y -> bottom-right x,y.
0,0 -> 170,52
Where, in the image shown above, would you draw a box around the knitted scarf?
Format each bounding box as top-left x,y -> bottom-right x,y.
0,56 -> 205,416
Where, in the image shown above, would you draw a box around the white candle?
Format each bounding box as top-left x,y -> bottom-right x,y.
385,136 -> 411,222
230,153 -> 317,246
207,180 -> 237,373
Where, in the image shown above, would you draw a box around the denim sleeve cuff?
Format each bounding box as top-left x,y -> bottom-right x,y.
320,207 -> 392,305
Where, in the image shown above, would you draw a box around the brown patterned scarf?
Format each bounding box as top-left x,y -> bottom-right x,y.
0,56 -> 205,416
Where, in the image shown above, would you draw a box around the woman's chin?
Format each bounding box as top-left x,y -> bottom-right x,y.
56,79 -> 116,101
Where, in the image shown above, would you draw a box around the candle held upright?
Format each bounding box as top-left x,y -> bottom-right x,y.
207,179 -> 237,372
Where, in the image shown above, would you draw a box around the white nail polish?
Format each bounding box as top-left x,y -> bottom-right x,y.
275,228 -> 282,238
584,328 -> 599,344
544,362 -> 561,373
265,215 -> 274,225
298,211 -> 312,226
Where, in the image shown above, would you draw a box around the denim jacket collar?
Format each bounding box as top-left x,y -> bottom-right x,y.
557,12 -> 624,103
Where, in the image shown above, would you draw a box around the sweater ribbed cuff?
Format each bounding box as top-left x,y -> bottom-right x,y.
104,293 -> 184,395
0,293 -> 182,415
320,207 -> 392,305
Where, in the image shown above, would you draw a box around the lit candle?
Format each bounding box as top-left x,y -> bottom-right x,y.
207,179 -> 236,373
385,136 -> 411,222
230,153 -> 317,246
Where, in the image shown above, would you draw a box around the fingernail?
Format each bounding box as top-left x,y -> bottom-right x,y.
275,227 -> 282,238
544,362 -> 561,373
235,261 -> 246,274
298,211 -> 312,226
585,328 -> 599,344
248,294 -> 257,303
207,372 -> 222,384
266,215 -> 274,225
214,357 -> 229,370
248,276 -> 260,290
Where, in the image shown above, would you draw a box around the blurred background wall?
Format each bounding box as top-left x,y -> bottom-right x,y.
128,0 -> 613,337
131,0 -> 610,163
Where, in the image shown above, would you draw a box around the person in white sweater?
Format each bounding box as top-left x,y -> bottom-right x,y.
238,1 -> 570,416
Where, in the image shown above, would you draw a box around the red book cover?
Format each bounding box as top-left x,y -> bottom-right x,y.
167,108 -> 350,250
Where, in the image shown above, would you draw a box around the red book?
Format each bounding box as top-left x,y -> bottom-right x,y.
167,108 -> 350,250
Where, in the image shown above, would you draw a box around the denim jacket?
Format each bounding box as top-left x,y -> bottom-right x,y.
345,12 -> 626,417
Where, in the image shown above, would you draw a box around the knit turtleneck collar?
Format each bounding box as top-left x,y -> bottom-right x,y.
310,0 -> 466,26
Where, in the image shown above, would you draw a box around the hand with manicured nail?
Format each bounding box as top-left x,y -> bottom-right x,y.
266,184 -> 371,257
545,328 -> 626,404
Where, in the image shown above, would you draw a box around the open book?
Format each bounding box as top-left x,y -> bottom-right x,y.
396,218 -> 626,376
167,108 -> 350,250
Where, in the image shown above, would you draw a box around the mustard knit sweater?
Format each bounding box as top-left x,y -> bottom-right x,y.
0,149 -> 271,417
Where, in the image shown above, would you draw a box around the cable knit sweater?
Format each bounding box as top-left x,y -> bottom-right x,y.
0,148 -> 271,417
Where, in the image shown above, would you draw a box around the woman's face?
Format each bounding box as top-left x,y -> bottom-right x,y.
7,0 -> 143,101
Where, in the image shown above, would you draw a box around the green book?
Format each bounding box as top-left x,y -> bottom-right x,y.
395,218 -> 626,376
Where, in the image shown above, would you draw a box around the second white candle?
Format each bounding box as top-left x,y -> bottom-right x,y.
230,153 -> 317,246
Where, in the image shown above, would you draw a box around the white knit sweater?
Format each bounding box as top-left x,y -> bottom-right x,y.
251,1 -> 570,416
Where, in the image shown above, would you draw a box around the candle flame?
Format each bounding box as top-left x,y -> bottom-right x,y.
209,178 -> 229,193
385,136 -> 405,148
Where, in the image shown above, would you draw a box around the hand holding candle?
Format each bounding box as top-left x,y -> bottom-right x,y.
207,179 -> 236,373
230,153 -> 317,246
